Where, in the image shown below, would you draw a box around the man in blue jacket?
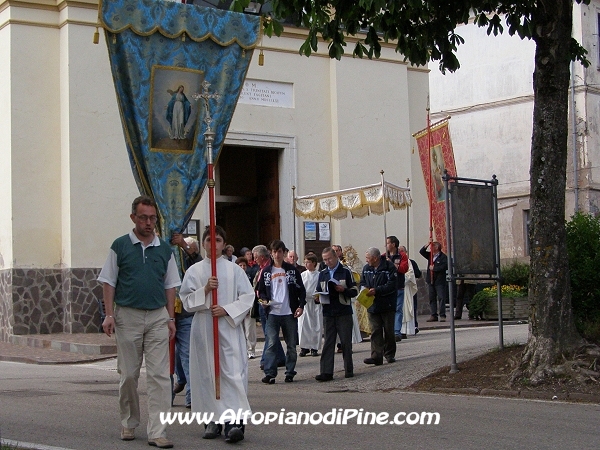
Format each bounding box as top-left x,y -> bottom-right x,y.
360,247 -> 398,365
314,247 -> 359,381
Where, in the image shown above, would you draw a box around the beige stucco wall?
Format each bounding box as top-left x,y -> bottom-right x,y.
573,1 -> 600,214
9,20 -> 62,268
429,23 -> 535,201
60,18 -> 138,268
0,10 -> 11,270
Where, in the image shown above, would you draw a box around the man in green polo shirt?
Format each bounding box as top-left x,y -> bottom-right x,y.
98,195 -> 181,449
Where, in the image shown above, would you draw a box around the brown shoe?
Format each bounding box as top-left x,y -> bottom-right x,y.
426,316 -> 438,322
148,437 -> 173,448
120,427 -> 135,441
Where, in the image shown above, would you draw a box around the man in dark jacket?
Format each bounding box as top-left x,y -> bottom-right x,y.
314,247 -> 359,381
419,241 -> 448,322
257,240 -> 306,384
360,247 -> 398,365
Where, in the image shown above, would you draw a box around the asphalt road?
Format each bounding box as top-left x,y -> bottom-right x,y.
1,324 -> 599,450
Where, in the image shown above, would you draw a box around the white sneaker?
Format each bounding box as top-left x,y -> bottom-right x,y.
248,351 -> 256,359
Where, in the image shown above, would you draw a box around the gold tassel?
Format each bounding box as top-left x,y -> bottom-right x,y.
257,16 -> 265,66
242,49 -> 245,58
93,27 -> 99,45
182,32 -> 186,42
112,34 -> 116,44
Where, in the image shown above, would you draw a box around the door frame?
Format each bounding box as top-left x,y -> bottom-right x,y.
223,131 -> 298,249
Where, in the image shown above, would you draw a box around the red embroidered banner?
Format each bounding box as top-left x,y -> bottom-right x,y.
414,119 -> 456,252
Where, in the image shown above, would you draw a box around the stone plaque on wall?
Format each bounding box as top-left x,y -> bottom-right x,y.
238,79 -> 293,108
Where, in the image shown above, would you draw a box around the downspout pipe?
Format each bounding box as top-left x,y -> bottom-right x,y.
571,61 -> 579,213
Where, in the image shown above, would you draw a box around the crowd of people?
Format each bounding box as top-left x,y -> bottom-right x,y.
98,195 -> 455,448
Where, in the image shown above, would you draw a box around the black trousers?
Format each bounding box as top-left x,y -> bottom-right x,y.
428,283 -> 448,318
368,310 -> 396,362
320,314 -> 353,375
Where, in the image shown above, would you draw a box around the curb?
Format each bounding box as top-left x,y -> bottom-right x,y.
0,353 -> 117,365
10,335 -> 117,356
411,387 -> 600,404
1,438 -> 76,450
421,319 -> 524,331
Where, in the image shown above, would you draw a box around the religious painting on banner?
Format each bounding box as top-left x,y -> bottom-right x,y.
98,0 -> 260,274
414,120 -> 457,252
150,66 -> 204,152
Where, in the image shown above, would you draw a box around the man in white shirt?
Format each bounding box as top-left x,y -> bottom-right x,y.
257,240 -> 306,384
98,195 -> 180,449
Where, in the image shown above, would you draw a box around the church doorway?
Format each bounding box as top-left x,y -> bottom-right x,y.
215,145 -> 281,253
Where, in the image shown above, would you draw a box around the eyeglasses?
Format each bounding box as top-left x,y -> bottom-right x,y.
136,215 -> 158,223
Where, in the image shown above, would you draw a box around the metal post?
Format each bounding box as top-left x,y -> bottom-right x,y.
406,178 -> 410,253
292,186 -> 297,253
491,175 -> 503,349
571,61 -> 579,213
381,170 -> 387,248
444,171 -> 458,373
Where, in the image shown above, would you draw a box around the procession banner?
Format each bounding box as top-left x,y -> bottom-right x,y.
414,120 -> 457,252
99,0 -> 260,268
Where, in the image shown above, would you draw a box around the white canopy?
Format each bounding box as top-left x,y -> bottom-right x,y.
294,180 -> 412,220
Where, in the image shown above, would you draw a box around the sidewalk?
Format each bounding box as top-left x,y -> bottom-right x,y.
0,313 -> 519,365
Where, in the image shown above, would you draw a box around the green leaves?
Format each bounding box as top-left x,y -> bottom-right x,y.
569,37 -> 590,67
263,0 -> 588,73
566,212 -> 600,337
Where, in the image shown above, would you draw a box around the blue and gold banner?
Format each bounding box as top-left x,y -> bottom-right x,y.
100,0 -> 259,255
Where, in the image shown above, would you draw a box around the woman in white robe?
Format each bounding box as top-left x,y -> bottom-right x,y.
298,255 -> 322,354
179,226 -> 254,440
401,260 -> 418,336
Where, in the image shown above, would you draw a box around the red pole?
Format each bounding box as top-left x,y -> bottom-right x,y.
206,130 -> 220,400
169,334 -> 175,374
427,97 -> 434,283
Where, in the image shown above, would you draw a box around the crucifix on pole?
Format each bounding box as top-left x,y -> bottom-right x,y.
192,80 -> 221,133
192,80 -> 222,399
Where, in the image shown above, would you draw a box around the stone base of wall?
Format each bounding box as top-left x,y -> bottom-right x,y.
0,268 -> 103,342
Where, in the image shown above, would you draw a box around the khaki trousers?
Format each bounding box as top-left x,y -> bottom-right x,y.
114,305 -> 171,439
243,312 -> 257,352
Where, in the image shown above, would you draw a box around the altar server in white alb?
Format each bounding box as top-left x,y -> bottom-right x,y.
298,253 -> 323,357
179,225 -> 255,443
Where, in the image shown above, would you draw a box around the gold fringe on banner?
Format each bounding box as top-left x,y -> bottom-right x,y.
412,116 -> 452,139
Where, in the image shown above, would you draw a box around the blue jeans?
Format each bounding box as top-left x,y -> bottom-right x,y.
259,306 -> 285,366
264,314 -> 298,378
175,314 -> 193,406
394,289 -> 405,335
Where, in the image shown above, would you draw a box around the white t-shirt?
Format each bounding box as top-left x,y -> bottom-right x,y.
269,267 -> 292,316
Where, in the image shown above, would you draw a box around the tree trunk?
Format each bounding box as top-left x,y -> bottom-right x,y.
518,0 -> 583,384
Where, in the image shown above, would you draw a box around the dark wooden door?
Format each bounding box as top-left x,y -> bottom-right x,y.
257,148 -> 280,245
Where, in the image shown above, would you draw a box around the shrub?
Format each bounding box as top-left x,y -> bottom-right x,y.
566,212 -> 600,343
469,290 -> 492,319
468,284 -> 526,319
501,261 -> 529,291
